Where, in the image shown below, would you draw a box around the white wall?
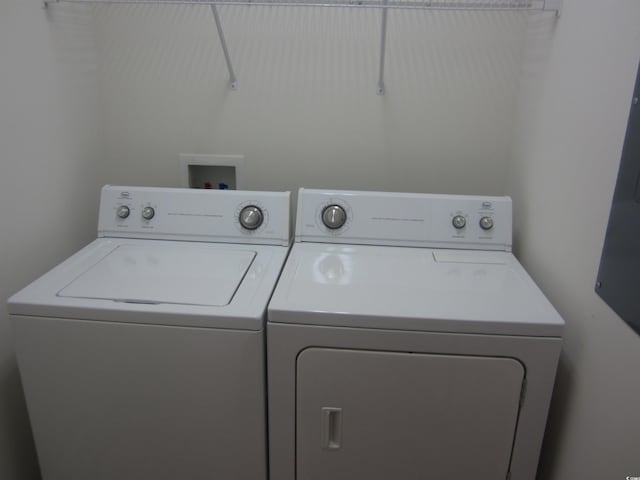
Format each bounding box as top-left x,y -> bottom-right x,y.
91,4 -> 533,196
0,2 -> 104,478
507,1 -> 640,478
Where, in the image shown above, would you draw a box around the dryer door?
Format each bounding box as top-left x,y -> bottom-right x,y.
296,348 -> 524,480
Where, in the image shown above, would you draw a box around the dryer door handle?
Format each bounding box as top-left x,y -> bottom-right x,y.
321,407 -> 343,450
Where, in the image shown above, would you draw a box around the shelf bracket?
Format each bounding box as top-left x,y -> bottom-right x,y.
544,0 -> 563,17
210,5 -> 238,90
376,0 -> 388,96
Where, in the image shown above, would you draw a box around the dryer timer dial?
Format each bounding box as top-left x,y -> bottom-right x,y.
239,206 -> 264,230
322,205 -> 347,230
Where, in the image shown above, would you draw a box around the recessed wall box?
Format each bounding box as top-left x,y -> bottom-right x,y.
180,154 -> 245,190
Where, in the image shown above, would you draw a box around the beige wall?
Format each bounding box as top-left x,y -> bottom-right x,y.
92,4 -> 531,196
0,2 -> 103,478
507,1 -> 640,478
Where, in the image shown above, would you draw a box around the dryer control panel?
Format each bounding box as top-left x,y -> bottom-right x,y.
98,186 -> 290,246
296,189 -> 511,251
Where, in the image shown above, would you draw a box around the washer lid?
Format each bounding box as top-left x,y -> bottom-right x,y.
58,244 -> 256,306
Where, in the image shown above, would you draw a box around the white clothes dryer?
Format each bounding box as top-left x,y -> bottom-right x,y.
267,188 -> 564,480
9,185 -> 290,480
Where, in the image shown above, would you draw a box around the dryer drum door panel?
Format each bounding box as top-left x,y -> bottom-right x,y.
296,348 -> 524,480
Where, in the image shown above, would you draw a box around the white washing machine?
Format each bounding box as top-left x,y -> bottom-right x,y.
8,185 -> 290,480
267,188 -> 564,480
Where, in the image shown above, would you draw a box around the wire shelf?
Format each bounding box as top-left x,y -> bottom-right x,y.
43,0 -> 561,94
44,0 -> 561,12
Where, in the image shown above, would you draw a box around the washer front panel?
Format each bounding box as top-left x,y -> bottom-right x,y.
14,316 -> 267,480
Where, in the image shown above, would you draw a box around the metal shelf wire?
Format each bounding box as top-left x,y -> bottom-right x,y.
44,0 -> 561,12
43,0 -> 562,94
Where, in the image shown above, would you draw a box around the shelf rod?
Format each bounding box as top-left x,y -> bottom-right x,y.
376,0 -> 388,96
210,4 -> 238,90
43,0 -> 562,14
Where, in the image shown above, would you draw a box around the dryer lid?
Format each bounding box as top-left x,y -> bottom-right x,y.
268,243 -> 564,337
58,244 -> 256,306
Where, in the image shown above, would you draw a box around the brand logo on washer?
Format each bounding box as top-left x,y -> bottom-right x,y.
120,191 -> 130,199
482,201 -> 492,209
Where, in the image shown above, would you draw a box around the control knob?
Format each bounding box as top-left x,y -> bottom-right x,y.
452,215 -> 466,229
322,205 -> 347,230
116,205 -> 130,219
239,206 -> 264,230
142,206 -> 155,220
479,216 -> 494,230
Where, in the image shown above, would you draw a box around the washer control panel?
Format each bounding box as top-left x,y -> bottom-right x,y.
98,186 -> 290,245
296,189 -> 512,251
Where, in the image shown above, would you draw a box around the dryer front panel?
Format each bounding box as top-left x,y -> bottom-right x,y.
296,348 -> 524,480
